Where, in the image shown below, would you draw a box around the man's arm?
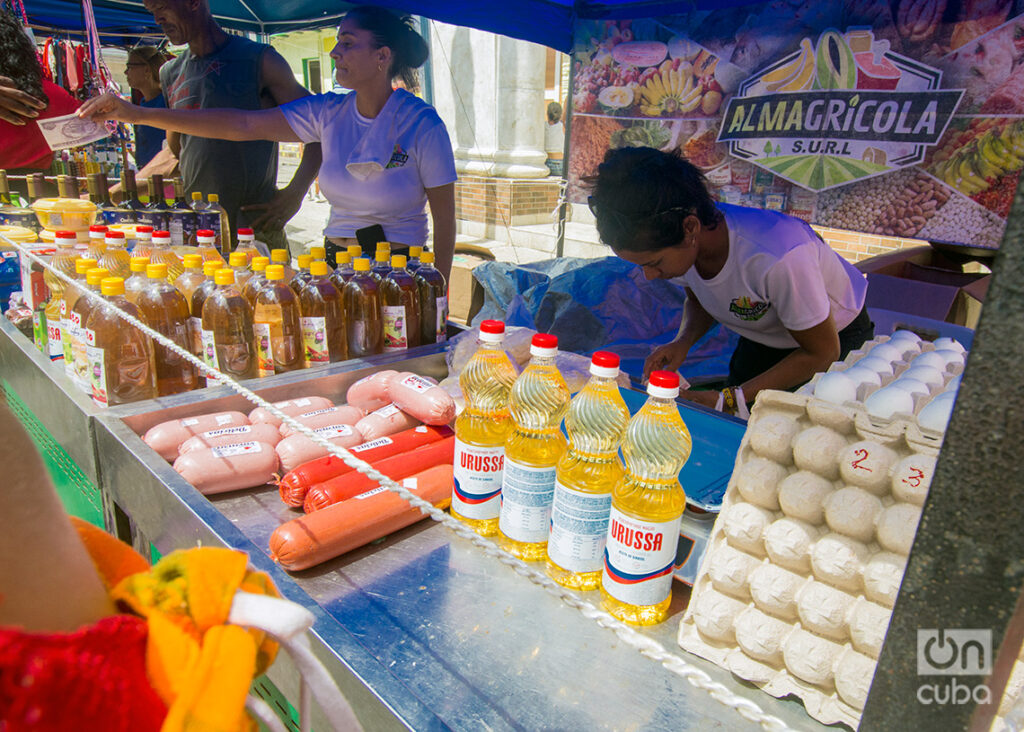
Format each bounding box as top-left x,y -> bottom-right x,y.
425,183 -> 456,283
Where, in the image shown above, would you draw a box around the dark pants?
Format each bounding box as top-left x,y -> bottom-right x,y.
726,305 -> 874,388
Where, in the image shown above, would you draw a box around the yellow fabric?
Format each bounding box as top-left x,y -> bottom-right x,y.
70,516 -> 150,590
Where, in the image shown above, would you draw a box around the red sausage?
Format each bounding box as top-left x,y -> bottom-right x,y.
278,405 -> 365,437
143,411 -> 249,461
386,372 -> 456,425
275,425 -> 365,474
345,370 -> 397,412
303,436 -> 455,512
178,423 -> 283,456
270,464 -> 454,571
355,404 -> 420,441
276,424 -> 454,507
248,396 -> 335,428
173,441 -> 280,494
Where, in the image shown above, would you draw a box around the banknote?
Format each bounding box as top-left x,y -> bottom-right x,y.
38,112 -> 110,150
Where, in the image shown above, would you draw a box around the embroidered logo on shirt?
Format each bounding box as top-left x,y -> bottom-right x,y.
729,296 -> 770,321
385,144 -> 409,169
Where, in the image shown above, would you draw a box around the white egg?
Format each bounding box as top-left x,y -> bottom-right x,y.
909,351 -> 948,372
857,356 -> 896,377
900,365 -> 945,389
934,349 -> 966,369
814,371 -> 859,405
844,366 -> 882,390
917,392 -> 956,433
864,386 -> 915,420
933,337 -> 966,354
891,377 -> 930,399
889,329 -> 922,344
868,343 -> 903,363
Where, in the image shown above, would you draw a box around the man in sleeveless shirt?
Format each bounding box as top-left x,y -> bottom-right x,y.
143,0 -> 321,250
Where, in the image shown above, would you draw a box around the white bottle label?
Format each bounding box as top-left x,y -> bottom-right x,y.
436,295 -> 448,342
200,328 -> 217,369
87,344 -> 107,407
314,424 -> 355,439
301,316 -> 329,363
498,458 -> 557,544
211,441 -> 262,459
382,305 -> 407,352
399,373 -> 435,394
451,438 -> 504,520
47,319 -> 63,363
253,322 -> 274,377
601,508 -> 681,607
547,482 -> 614,573
203,425 -> 252,437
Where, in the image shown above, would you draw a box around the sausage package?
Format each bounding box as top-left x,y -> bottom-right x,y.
386,372 -> 456,425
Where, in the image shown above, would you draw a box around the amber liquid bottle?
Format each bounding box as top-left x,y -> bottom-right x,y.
189,260 -> 223,386
136,262 -> 199,396
299,260 -> 346,364
228,250 -> 253,288
308,245 -> 334,273
124,256 -> 151,304
381,254 -> 421,352
173,254 -> 206,304
270,249 -> 295,282
200,268 -> 257,380
343,258 -> 383,358
67,267 -> 109,394
242,256 -> 271,308
330,252 -> 354,291
253,264 -> 305,377
415,250 -> 448,345
195,229 -> 224,264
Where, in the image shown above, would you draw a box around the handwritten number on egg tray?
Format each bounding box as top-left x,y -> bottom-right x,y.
902,467 -> 924,488
851,449 -> 872,472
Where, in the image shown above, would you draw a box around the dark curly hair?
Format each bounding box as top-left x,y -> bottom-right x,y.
344,6 -> 428,91
0,8 -> 44,102
586,146 -> 723,253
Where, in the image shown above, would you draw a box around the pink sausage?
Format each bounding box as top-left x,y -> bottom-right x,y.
354,403 -> 421,441
275,425 -> 365,473
345,370 -> 397,412
278,405 -> 365,437
249,396 -> 335,427
386,372 -> 456,426
172,441 -> 280,494
143,411 -> 249,462
178,423 -> 283,456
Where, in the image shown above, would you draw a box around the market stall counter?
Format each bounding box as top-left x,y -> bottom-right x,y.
93,348 -> 829,731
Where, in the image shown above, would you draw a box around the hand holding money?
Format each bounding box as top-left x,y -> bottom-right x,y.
78,93 -> 139,124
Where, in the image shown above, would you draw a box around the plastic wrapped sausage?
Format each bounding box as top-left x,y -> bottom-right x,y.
344,370 -> 397,412
275,425 -> 365,474
354,404 -> 420,441
386,372 -> 456,425
278,405 -> 365,437
143,411 -> 249,461
178,423 -> 283,456
173,441 -> 280,495
248,396 -> 335,428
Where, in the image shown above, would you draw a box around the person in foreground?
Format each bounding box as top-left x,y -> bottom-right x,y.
588,146 -> 873,410
79,5 -> 457,281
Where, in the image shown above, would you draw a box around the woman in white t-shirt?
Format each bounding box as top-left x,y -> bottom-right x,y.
587,146 -> 873,411
79,6 -> 457,281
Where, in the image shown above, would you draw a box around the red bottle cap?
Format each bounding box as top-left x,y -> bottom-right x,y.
532,333 -> 558,349
237,227 -> 254,235
480,320 -> 505,335
196,229 -> 215,237
153,230 -> 171,241
135,225 -> 154,234
649,371 -> 680,389
105,230 -> 125,239
591,351 -> 620,369
88,224 -> 108,233
55,230 -> 76,239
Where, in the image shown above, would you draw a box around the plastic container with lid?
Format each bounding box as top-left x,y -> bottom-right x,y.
31,198 -> 98,232
0,225 -> 38,247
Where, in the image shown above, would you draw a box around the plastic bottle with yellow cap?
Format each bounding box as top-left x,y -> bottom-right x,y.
290,253 -> 314,296
228,250 -> 253,287
414,250 -> 448,345
137,262 -> 198,396
124,256 -> 151,304
188,260 -> 224,386
270,248 -> 295,281
371,249 -> 392,283
299,259 -> 346,363
82,276 -> 157,407
242,256 -> 271,308
406,245 -> 423,273
173,253 -> 207,304
330,251 -> 354,289
201,193 -> 230,255
343,258 -> 383,357
308,244 -> 334,273
253,264 -> 305,377
59,257 -> 97,377
67,267 -> 109,393
200,268 -> 257,379
381,254 -> 421,352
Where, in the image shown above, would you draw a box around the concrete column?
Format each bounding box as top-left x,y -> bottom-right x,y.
430,23 -> 549,179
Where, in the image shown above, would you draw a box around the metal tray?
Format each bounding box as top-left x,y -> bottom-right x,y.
94,352 -> 825,731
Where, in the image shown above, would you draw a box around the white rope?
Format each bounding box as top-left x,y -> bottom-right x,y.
3,234 -> 795,732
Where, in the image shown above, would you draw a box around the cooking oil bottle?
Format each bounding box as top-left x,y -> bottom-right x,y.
173,254 -> 206,303
309,245 -> 334,273
60,257 -> 97,376
124,256 -> 151,304
83,277 -> 157,407
188,192 -> 206,246
299,260 -> 346,364
600,371 -> 691,626
406,245 -> 422,273
270,248 -> 294,281
330,251 -> 354,290
203,193 -> 230,256
149,230 -> 184,283
451,320 -> 517,536
343,258 -> 382,357
201,268 -> 257,380
242,256 -> 270,307
67,267 -> 109,393
196,229 -> 224,264
228,250 -> 253,288
253,264 -> 305,377
85,225 -> 107,259
371,250 -> 391,283
546,352 -> 629,590
347,244 -> 362,262
136,262 -> 198,396
414,251 -> 447,345
168,180 -> 196,247
98,230 -> 131,279
132,225 -> 154,259
381,254 -> 420,352
498,333 -> 571,560
235,227 -> 259,264
44,230 -> 81,363
189,259 -> 223,385
290,254 -> 313,296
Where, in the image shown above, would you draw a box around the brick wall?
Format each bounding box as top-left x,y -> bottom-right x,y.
813,225 -> 927,264
455,176 -> 562,227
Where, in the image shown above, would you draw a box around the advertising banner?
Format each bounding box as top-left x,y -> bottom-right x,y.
568,1 -> 1024,248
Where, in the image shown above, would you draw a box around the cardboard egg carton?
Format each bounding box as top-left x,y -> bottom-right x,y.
796,335 -> 966,444
677,389 -> 941,729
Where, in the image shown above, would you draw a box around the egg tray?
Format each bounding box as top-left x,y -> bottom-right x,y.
796,334 -> 965,444
677,388 -> 941,729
